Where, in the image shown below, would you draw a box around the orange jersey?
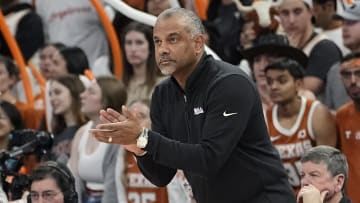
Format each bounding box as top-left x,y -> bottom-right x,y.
126,152 -> 168,203
266,97 -> 318,192
336,102 -> 360,203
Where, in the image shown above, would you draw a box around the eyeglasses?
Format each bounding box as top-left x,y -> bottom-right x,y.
30,191 -> 61,202
340,70 -> 360,80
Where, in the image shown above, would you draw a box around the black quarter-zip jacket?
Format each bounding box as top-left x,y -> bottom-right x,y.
137,54 -> 296,203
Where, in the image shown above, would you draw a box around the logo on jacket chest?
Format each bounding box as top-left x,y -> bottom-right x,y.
193,107 -> 204,115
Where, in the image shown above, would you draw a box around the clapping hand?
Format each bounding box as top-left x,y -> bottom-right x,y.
89,106 -> 145,155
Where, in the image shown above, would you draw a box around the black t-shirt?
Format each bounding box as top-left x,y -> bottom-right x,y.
306,39 -> 342,82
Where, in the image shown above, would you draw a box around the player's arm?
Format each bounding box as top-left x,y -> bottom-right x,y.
312,103 -> 337,147
303,77 -> 323,95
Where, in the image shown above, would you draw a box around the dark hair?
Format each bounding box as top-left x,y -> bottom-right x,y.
0,55 -> 20,83
341,52 -> 360,63
121,22 -> 158,94
51,74 -> 87,134
29,161 -> 78,203
312,0 -> 337,10
264,58 -> 305,80
58,47 -> 89,75
97,76 -> 127,111
0,100 -> 24,130
39,42 -> 66,51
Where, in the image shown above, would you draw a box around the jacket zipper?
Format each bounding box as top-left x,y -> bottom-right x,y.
184,94 -> 191,141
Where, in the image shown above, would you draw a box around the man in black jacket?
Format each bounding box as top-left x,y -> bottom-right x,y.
91,8 -> 295,203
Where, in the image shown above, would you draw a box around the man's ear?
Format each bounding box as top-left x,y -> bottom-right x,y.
295,78 -> 304,91
193,34 -> 205,56
334,174 -> 345,193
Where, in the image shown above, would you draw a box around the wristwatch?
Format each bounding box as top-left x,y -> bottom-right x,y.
136,127 -> 149,149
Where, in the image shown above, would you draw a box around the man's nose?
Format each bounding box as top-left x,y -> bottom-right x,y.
300,176 -> 310,187
157,42 -> 169,54
350,73 -> 358,84
269,81 -> 279,90
288,13 -> 296,24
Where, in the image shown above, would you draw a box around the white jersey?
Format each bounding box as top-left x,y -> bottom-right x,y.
35,0 -> 109,68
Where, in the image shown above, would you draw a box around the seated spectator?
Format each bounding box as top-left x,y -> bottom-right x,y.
312,0 -> 349,56
242,33 -> 315,111
44,46 -> 91,132
0,55 -> 44,129
264,58 -> 337,192
278,0 -> 342,100
28,161 -> 78,203
297,145 -> 350,203
69,76 -> 127,203
51,47 -> 90,77
121,22 -> 164,105
0,100 -> 24,151
38,43 -> 66,80
336,52 -> 360,203
46,74 -> 87,164
324,0 -> 360,111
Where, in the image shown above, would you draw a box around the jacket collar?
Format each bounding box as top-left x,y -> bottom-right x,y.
170,53 -> 212,94
185,53 -> 210,92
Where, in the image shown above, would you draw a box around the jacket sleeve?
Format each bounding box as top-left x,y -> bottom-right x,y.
137,75 -> 258,184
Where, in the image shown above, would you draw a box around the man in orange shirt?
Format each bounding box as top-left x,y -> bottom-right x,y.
336,52 -> 360,203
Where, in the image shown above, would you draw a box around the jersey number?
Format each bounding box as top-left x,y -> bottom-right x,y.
128,192 -> 156,203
